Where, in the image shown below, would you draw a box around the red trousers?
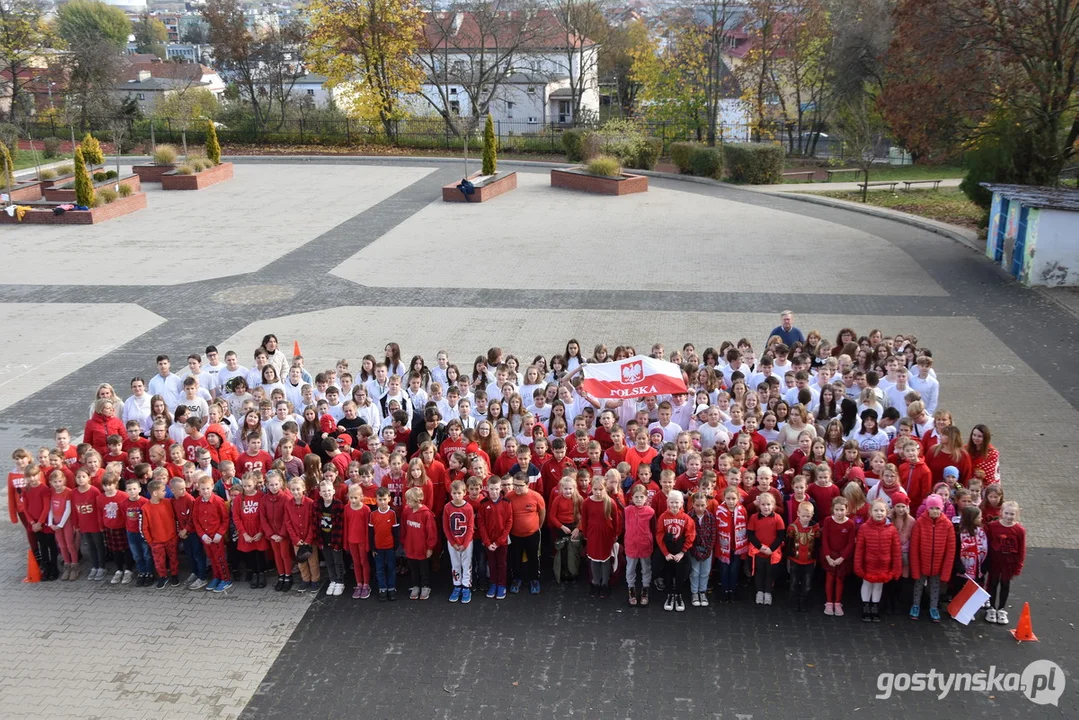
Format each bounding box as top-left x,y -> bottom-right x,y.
349,543 -> 370,584
486,544 -> 508,586
269,538 -> 293,575
151,539 -> 179,576
825,570 -> 846,603
202,539 -> 231,581
18,513 -> 38,553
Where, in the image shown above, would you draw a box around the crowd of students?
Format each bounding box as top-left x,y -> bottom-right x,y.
7,319 -> 1027,623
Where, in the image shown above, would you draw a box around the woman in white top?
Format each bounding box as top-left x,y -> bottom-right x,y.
518,365 -> 545,408
850,409 -> 890,460
260,365 -> 286,399
351,386 -> 382,428
778,403 -> 817,455
384,343 -> 406,378
122,377 -> 154,434
563,339 -> 584,373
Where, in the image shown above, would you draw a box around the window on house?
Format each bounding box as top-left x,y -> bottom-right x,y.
527,116 -> 537,124
527,86 -> 536,94
450,99 -> 460,115
507,101 -> 514,109
450,87 -> 458,95
306,89 -> 315,96
137,93 -> 145,100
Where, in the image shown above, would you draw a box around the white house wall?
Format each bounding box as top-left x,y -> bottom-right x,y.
1029,208 -> 1079,287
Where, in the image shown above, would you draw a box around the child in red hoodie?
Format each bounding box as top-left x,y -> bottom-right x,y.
855,499 -> 902,622
260,470 -> 293,592
656,490 -> 696,612
141,480 -> 179,588
898,442 -> 932,513
120,477 -> 153,586
170,476 -> 207,588
479,475 -> 512,600
986,500 -> 1026,626
580,477 -> 623,600
909,493 -> 955,622
72,468 -> 105,580
344,484 -> 372,599
285,476 -> 319,594
747,493 -> 785,606
233,473 -> 268,589
193,475 -> 232,593
402,486 -> 438,600
623,484 -> 655,606
442,480 -> 475,603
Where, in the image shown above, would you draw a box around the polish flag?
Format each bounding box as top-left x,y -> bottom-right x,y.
947,576 -> 991,625
580,355 -> 689,399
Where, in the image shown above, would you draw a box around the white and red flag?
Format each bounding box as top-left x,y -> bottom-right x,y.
947,576 -> 991,625
580,355 -> 688,399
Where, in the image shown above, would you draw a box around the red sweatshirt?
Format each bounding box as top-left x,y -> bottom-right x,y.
7,469 -> 27,522
806,483 -> 841,523
820,516 -> 857,575
120,495 -> 149,533
579,496 -> 623,561
238,451 -> 273,476
232,491 -> 268,551
343,503 -> 371,548
899,460 -> 932,511
171,493 -> 196,534
442,501 -> 474,548
656,510 -> 696,554
99,492 -> 125,530
401,505 -> 438,560
72,486 -> 104,533
284,496 -> 317,546
141,499 -> 177,544
192,494 -> 229,539
478,496 -> 512,547
546,494 -> 578,528
258,489 -> 292,538
23,483 -> 50,529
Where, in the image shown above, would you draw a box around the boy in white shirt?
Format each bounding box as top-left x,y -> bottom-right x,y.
148,354 -> 184,411
379,375 -> 413,427
215,351 -> 248,397
648,401 -> 683,443
325,387 -> 345,422
907,357 -> 939,414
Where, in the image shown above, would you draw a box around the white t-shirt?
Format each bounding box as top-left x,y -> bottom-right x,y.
851,429 -> 889,455
148,373 -> 184,411
648,421 -> 683,443
698,423 -> 730,450
215,367 -> 248,395
908,374 -> 940,415
122,394 -> 153,434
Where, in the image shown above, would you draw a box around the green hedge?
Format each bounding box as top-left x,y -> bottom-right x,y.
669,142 -> 723,179
562,129 -> 586,162
724,143 -> 784,184
632,137 -> 662,170
670,142 -> 697,173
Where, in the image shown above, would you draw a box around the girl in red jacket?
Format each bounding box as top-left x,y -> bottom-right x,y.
986,501 -> 1026,626
401,486 -> 438,600
233,473 -> 268,589
623,484 -> 654,606
580,476 -> 622,600
548,477 -> 583,584
820,496 -> 856,617
855,500 -> 902,623
259,470 -> 293,592
72,468 -> 106,581
909,493 -> 956,623
748,493 -> 785,606
715,486 -> 748,604
344,485 -> 373,599
656,490 -> 695,612
285,476 -> 320,594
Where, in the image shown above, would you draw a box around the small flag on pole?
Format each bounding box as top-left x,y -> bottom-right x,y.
947,576 -> 990,625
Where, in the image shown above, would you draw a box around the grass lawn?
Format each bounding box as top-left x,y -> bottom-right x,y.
812,187 -> 985,230
13,148 -> 71,171
781,164 -> 966,183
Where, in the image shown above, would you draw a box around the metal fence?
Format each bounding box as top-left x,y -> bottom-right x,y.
23,115 -> 907,162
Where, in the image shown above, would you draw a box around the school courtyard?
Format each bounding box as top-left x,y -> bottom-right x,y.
0,159 -> 1075,718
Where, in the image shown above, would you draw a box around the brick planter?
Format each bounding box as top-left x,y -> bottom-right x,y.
0,192 -> 147,225
550,167 -> 648,195
6,181 -> 43,203
43,174 -> 141,203
442,171 -> 518,203
132,164 -> 176,183
37,174 -> 74,189
161,161 -> 234,190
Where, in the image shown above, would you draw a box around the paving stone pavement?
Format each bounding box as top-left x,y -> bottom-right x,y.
1,159 -> 1077,718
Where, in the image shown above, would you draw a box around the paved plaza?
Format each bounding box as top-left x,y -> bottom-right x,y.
1,159 -> 1076,718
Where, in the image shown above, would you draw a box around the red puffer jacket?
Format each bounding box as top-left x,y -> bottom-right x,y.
910,513 -> 956,581
854,517 -> 902,583
83,412 -> 125,456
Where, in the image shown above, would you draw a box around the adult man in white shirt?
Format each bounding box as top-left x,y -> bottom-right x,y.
202,346 -> 227,395
147,355 -> 184,411
648,402 -> 683,443
885,368 -> 913,412
907,357 -> 939,415
215,351 -> 248,397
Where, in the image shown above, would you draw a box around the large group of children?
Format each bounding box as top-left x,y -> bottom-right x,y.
7,317 -> 1027,624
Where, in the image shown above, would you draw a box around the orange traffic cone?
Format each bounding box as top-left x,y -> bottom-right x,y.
23,549 -> 41,583
1009,602 -> 1038,642
292,341 -> 301,357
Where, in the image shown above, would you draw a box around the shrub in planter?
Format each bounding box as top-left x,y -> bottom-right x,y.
39,169 -> 57,180
93,171 -> 108,182
482,113 -> 496,175
562,128 -> 586,162
105,169 -> 118,179
689,145 -> 724,179
73,147 -> 94,207
97,187 -> 118,204
118,184 -> 133,197
724,143 -> 784,184
43,137 -> 62,158
57,164 -> 74,175
175,164 -> 195,175
205,120 -> 221,165
586,155 -> 622,177
670,142 -> 697,174
81,132 -> 104,166
153,144 -> 178,165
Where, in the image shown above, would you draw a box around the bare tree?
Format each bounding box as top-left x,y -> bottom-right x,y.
549,0 -> 606,124
414,1 -> 542,134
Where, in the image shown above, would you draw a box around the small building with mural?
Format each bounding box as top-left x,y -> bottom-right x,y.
982,183 -> 1079,287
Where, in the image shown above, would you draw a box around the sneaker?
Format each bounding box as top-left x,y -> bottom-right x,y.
691,593 -> 701,607
206,578 -> 221,592
86,568 -> 97,581
997,610 -> 1009,625
496,585 -> 507,600
169,575 -> 180,587
929,607 -> 941,623
111,570 -> 124,584
216,580 -> 233,593
378,590 -> 387,602
486,584 -> 497,599
700,593 -> 709,608
387,589 -> 397,601
755,591 -> 765,605
510,579 -> 522,594
983,598 -> 992,609
121,570 -> 134,585
640,590 -> 649,607
409,586 -> 420,600
184,573 -> 198,586
155,577 -> 168,589
189,577 -> 208,590
461,588 -> 472,604
420,587 -> 431,600
664,594 -> 675,612
352,585 -> 363,599
834,603 -> 844,617
824,602 -> 835,616
529,580 -> 540,595
675,595 -> 685,612
359,584 -> 371,599
909,605 -> 921,620
628,590 -> 637,606
985,608 -> 997,623
764,593 -> 772,606
449,587 -> 462,603
654,578 -> 666,592
295,580 -> 309,594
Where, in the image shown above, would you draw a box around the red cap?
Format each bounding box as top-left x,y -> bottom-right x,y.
891,491 -> 909,506
337,433 -> 353,446
846,466 -> 865,481
466,442 -> 480,454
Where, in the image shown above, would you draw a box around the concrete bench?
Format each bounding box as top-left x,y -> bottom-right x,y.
782,170 -> 815,182
826,168 -> 863,182
902,179 -> 943,190
858,181 -> 899,192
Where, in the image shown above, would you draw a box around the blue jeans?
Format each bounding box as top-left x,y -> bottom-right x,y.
181,534 -> 208,579
718,556 -> 742,592
373,548 -> 396,591
689,556 -> 713,594
127,531 -> 153,574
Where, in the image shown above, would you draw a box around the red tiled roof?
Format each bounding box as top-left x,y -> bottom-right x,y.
423,10 -> 594,51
